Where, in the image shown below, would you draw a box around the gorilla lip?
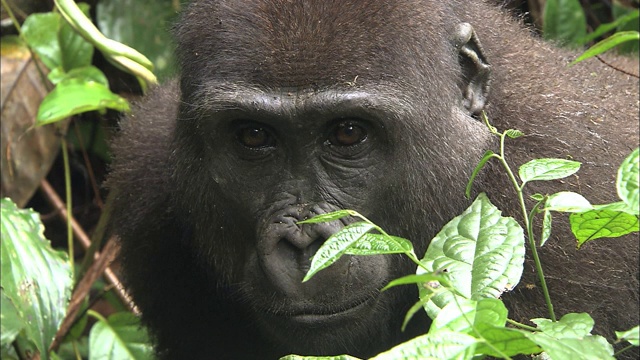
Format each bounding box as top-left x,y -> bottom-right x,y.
265,296 -> 376,325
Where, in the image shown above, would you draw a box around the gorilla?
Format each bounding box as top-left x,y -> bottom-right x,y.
107,0 -> 639,359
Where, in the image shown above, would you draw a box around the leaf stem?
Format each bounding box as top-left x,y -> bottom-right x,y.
506,318 -> 538,332
497,133 -> 556,321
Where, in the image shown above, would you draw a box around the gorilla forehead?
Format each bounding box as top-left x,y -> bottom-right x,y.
176,0 -> 452,88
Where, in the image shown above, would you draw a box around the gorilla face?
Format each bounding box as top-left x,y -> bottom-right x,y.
162,1 -> 494,353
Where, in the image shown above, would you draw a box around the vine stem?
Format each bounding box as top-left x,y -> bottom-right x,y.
497,133 -> 557,322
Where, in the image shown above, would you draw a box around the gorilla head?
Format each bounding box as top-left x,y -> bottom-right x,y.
108,0 -> 639,359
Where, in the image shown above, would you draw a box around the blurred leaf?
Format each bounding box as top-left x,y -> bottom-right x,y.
96,0 -> 178,81
48,65 -> 109,86
1,289 -> 24,352
572,31 -> 640,65
59,2 -> 94,71
21,13 -> 62,70
37,78 -> 130,125
616,325 -> 639,346
543,0 -> 587,48
1,198 -> 73,360
613,4 -> 640,53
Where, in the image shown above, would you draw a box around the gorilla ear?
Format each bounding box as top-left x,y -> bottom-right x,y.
452,23 -> 491,116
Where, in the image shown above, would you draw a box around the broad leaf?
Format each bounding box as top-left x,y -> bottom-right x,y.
420,193 -> 525,318
371,331 -> 477,360
37,78 -> 130,125
532,313 -> 594,338
570,210 -> 639,248
430,297 -> 507,333
526,333 -> 614,360
518,158 -> 581,185
1,198 -> 73,360
543,0 -> 587,48
89,312 -> 154,360
21,13 -> 62,70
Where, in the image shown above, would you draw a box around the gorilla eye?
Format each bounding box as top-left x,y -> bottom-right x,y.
237,126 -> 274,148
329,122 -> 367,146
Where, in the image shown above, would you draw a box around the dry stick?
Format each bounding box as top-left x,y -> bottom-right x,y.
39,179 -> 137,311
48,239 -> 119,352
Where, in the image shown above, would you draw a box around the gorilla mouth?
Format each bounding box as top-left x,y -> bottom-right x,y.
264,295 -> 376,325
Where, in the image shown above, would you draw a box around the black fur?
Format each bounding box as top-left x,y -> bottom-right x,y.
108,1 -> 639,358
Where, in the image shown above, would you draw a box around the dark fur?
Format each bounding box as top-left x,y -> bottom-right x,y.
108,1 -> 639,359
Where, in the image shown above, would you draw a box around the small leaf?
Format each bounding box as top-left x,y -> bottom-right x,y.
530,193 -> 545,201
617,148 -> 639,212
383,273 -> 452,292
616,325 -> 639,346
36,78 -> 130,125
540,209 -> 552,246
303,222 -> 375,282
344,234 -> 413,256
519,158 -> 581,185
544,191 -> 593,213
420,193 -> 525,318
570,210 -> 639,248
532,313 -> 594,338
89,312 -> 154,360
297,210 -> 355,224
505,129 -> 524,139
371,331 -> 478,360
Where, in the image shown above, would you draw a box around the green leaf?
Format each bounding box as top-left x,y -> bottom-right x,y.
617,148 -> 639,212
571,31 -> 640,65
420,193 -> 525,318
593,201 -> 638,215
297,210 -> 355,224
21,13 -> 63,70
371,331 -> 478,360
505,129 -> 524,139
303,222 -> 375,282
344,234 -> 413,256
532,313 -> 594,338
526,333 -> 614,360
88,312 -> 154,360
474,327 -> 541,357
544,191 -> 593,213
543,0 -> 587,48
383,273 -> 452,292
430,297 -> 507,333
518,158 -> 581,185
466,150 -> 495,198
280,355 -> 360,360
570,210 -> 639,248
36,78 -> 130,125
59,2 -> 94,71
616,325 -> 639,346
579,10 -> 639,44
1,198 -> 73,360
1,289 -> 24,351
48,65 -> 110,86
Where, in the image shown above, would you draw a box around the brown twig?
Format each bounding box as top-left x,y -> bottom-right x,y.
596,54 -> 640,78
39,179 -> 136,310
